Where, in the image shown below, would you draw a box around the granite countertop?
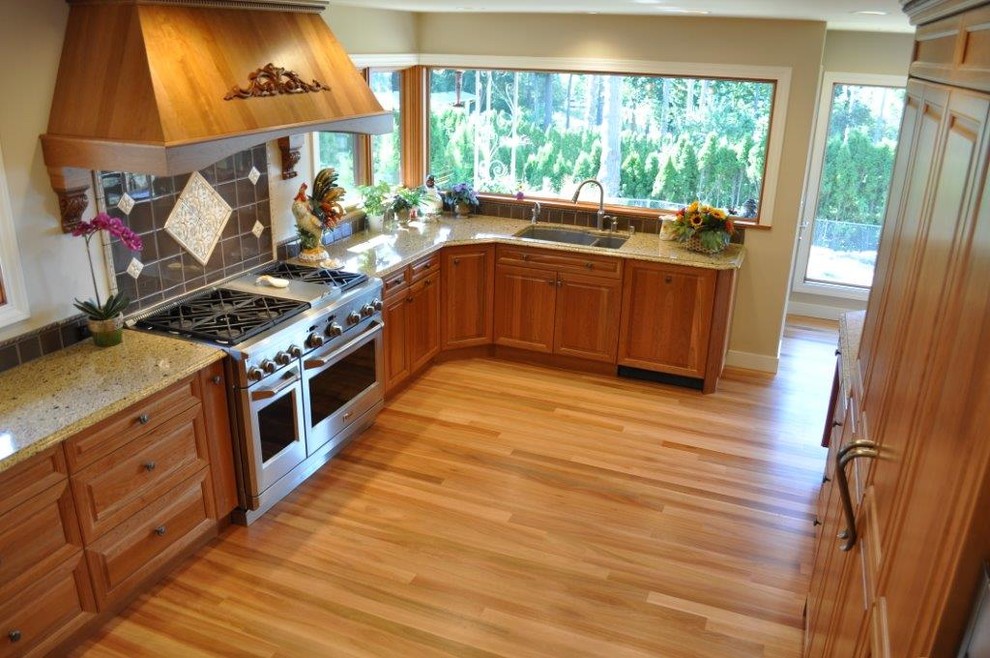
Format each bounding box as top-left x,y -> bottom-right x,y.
839,310 -> 866,398
0,330 -> 225,473
319,215 -> 745,278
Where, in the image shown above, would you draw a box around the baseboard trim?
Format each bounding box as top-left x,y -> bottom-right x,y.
787,301 -> 860,321
725,350 -> 779,374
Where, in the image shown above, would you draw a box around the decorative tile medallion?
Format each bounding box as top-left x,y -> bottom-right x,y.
249,167 -> 261,186
117,193 -> 135,215
252,221 -> 265,238
126,258 -> 144,279
164,172 -> 232,266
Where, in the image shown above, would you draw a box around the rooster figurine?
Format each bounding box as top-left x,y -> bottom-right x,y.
293,168 -> 346,262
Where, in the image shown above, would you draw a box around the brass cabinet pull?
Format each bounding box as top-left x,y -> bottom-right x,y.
835,440 -> 879,551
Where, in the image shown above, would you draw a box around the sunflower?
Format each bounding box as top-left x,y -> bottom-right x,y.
689,213 -> 704,228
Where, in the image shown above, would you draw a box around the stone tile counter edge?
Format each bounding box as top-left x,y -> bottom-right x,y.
0,330 -> 225,473
318,215 -> 746,279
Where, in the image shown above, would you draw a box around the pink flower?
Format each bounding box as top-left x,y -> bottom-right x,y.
515,191 -> 525,200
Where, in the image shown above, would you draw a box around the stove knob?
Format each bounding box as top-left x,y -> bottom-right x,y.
361,304 -> 375,318
247,366 -> 265,382
287,345 -> 303,359
325,322 -> 343,338
346,311 -> 361,326
274,351 -> 292,366
261,360 -> 277,375
306,332 -> 325,348
372,298 -> 383,311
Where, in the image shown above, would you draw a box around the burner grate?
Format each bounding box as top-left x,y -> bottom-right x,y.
262,262 -> 368,291
135,289 -> 310,345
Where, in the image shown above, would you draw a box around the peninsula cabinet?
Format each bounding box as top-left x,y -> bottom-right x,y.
493,245 -> 623,363
805,1 -> 990,654
617,260 -> 736,393
383,254 -> 441,395
0,361 -> 233,656
441,244 -> 494,350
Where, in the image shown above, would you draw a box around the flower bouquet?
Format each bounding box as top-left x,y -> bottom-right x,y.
72,212 -> 143,347
668,201 -> 736,254
444,182 -> 480,218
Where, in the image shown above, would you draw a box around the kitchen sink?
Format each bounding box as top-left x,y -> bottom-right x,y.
513,225 -> 628,249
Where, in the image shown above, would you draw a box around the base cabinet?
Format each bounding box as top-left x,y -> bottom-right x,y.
442,245 -> 494,349
0,361 -> 233,656
384,254 -> 441,396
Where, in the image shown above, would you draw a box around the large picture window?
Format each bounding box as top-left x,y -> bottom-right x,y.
0,140 -> 28,328
428,68 -> 776,219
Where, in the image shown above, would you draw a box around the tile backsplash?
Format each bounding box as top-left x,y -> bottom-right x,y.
100,145 -> 274,312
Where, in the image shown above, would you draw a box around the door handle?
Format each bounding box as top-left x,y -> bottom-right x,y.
250,372 -> 300,401
835,440 -> 879,551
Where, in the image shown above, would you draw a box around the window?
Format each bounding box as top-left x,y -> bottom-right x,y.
428,67 -> 777,219
370,70 -> 402,185
793,73 -> 905,296
314,133 -> 358,192
0,141 -> 29,328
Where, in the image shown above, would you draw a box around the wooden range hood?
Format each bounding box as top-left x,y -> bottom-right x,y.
42,0 -> 391,232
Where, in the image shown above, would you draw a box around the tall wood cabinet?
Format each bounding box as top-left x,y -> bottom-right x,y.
806,2 -> 990,654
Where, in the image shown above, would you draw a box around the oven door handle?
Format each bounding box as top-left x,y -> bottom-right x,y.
304,321 -> 383,370
250,371 -> 301,401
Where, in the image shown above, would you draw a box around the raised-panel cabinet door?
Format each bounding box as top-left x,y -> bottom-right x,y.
408,272 -> 441,374
553,273 -> 622,363
383,294 -> 410,395
493,264 -> 557,353
617,261 -> 716,378
442,246 -> 494,349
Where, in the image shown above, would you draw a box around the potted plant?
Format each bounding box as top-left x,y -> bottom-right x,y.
444,181 -> 480,218
71,212 -> 143,347
387,187 -> 424,225
668,200 -> 736,254
357,181 -> 392,232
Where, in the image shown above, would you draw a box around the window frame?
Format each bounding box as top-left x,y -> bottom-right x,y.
792,71 -> 906,300
0,140 -> 29,328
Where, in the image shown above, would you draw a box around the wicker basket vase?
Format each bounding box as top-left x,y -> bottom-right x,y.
682,232 -> 729,255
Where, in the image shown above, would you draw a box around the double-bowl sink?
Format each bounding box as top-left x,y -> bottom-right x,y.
512,225 -> 628,249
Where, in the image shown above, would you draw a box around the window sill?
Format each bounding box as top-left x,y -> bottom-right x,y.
792,279 -> 871,301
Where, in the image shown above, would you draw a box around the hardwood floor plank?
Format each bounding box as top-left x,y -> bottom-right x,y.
71,318 -> 837,658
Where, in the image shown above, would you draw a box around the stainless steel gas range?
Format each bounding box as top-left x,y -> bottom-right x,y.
134,262 -> 384,524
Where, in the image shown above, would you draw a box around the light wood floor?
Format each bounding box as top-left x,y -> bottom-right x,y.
71,317 -> 838,658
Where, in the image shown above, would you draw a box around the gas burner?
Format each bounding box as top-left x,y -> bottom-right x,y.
261,262 -> 368,292
135,289 -> 310,346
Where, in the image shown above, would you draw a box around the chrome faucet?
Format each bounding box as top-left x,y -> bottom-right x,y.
531,201 -> 542,224
571,178 -> 606,230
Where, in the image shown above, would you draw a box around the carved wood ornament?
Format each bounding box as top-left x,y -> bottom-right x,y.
224,63 -> 331,100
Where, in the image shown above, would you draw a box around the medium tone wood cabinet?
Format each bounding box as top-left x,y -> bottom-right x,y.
807,2 -> 990,654
617,260 -> 735,392
383,254 -> 441,396
441,245 -> 494,349
0,361 -> 233,656
493,245 -> 623,363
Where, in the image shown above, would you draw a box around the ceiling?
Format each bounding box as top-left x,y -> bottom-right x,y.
328,0 -> 913,32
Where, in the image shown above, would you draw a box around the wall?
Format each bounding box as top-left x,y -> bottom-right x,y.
324,5 -> 418,54
788,29 -> 914,320
416,12 -> 829,371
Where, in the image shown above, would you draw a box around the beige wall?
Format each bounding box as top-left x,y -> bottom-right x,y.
323,6 -> 418,54
823,30 -> 914,75
418,13 -> 829,369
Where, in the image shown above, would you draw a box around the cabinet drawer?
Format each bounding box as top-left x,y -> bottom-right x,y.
86,469 -> 216,609
0,480 -> 81,594
381,268 -> 410,300
64,376 -> 201,473
0,552 -> 95,658
0,448 -> 67,518
496,245 -> 622,278
410,253 -> 441,283
72,403 -> 209,542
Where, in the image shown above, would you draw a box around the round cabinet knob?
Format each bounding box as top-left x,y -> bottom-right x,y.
361,304 -> 375,317
138,413 -> 150,425
247,366 -> 264,382
211,375 -> 222,385
346,311 -> 361,326
261,360 -> 277,374
275,351 -> 292,366
143,462 -> 156,472
325,322 -> 343,338
8,630 -> 21,643
154,525 -> 167,537
287,345 -> 303,359
372,298 -> 383,311
307,333 -> 325,348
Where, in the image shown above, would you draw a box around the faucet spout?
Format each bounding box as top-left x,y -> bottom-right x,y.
571,178 -> 606,230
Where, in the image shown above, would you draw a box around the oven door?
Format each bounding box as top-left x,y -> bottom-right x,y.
303,319 -> 384,457
240,365 -> 307,508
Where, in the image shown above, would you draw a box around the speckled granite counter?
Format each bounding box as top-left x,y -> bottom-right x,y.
0,330 -> 224,473
318,215 -> 745,278
839,310 -> 866,397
